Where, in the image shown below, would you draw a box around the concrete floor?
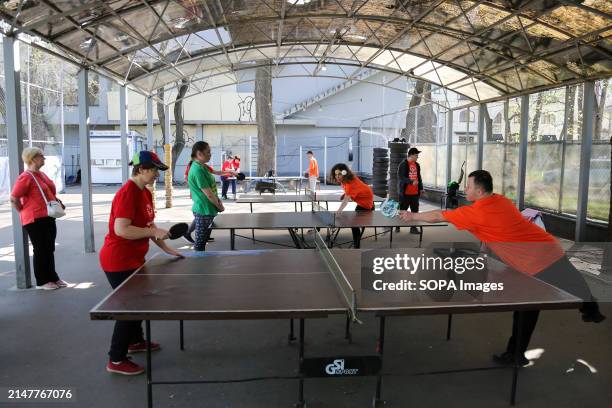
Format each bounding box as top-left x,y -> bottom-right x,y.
0,185 -> 610,408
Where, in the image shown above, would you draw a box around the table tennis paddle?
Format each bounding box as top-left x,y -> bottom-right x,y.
168,222 -> 189,240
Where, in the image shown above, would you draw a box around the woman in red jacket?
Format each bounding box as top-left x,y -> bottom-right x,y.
10,147 -> 67,290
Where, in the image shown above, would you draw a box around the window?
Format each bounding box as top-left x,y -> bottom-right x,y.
459,110 -> 475,123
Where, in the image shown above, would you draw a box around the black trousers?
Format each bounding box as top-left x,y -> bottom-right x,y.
351,204 -> 374,249
399,194 -> 419,213
24,217 -> 59,286
105,270 -> 145,362
506,255 -> 595,355
221,177 -> 236,197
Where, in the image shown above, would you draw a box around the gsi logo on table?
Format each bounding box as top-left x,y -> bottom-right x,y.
324,359 -> 359,375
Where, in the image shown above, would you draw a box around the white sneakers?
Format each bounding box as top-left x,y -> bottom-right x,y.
38,282 -> 59,290
37,280 -> 69,290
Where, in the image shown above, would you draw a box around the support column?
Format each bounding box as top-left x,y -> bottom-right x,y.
4,36 -> 31,288
477,104 -> 485,169
78,69 -> 95,253
120,86 -> 129,183
575,81 -> 595,241
146,96 -> 154,150
516,95 -> 529,210
446,109 -> 453,185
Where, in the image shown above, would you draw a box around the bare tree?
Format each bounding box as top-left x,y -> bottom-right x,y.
530,93 -> 543,141
594,79 -> 608,140
563,85 -> 577,140
255,63 -> 276,176
156,87 -> 166,145
401,80 -> 426,142
171,79 -> 190,174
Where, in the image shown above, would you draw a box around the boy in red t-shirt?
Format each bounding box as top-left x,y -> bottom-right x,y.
400,170 -> 605,365
100,151 -> 183,376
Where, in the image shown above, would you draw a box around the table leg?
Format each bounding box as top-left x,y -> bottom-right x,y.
419,226 -> 423,248
446,314 -> 453,341
296,318 -> 306,407
146,320 -> 153,408
389,228 -> 393,248
179,320 -> 184,350
250,204 -> 255,241
374,316 -> 386,407
288,318 -> 296,343
345,313 -> 352,343
510,312 -> 523,405
230,229 -> 235,250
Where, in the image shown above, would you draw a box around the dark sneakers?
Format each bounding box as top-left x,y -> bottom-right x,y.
493,351 -> 530,367
106,357 -> 145,375
580,301 -> 606,323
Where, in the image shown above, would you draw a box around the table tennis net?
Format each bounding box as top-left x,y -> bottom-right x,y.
311,201 -> 336,226
313,229 -> 357,322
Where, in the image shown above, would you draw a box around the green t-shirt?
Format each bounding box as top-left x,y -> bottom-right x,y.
188,161 -> 218,216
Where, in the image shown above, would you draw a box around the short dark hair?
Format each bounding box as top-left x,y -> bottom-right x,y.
468,170 -> 493,193
191,141 -> 210,159
131,163 -> 155,176
306,150 -> 313,155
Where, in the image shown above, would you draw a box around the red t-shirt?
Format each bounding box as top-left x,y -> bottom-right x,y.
442,194 -> 564,275
99,180 -> 155,272
404,161 -> 419,195
11,171 -> 57,225
342,177 -> 374,209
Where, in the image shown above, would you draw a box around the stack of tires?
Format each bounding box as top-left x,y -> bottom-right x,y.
372,147 -> 389,198
388,139 -> 410,201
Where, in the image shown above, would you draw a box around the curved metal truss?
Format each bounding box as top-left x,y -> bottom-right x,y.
1,0 -> 610,102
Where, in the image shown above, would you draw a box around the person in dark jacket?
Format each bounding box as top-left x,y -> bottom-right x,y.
397,147 -> 423,234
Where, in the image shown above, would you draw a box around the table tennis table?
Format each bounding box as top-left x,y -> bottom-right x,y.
244,176 -> 308,194
236,192 -> 386,213
213,209 -> 446,250
90,236 -> 581,408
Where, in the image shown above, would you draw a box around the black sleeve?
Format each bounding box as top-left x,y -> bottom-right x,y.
397,160 -> 410,184
417,162 -> 423,192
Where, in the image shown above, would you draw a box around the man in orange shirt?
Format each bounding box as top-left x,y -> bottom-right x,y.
307,150 -> 319,193
400,170 -> 605,365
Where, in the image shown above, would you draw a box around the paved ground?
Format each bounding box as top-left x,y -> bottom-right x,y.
0,184 -> 610,408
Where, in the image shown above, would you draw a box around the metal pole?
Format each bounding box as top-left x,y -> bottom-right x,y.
558,87 -> 570,214
78,69 -> 95,253
477,104 -> 485,169
249,135 -> 252,177
59,68 -> 66,192
516,95 -> 529,210
3,36 -> 32,288
119,85 -> 129,183
324,136 -> 327,185
146,96 -> 153,150
575,81 -> 595,241
446,108 -> 453,185
299,145 -> 303,177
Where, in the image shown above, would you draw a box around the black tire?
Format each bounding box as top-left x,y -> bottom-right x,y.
373,157 -> 389,163
373,148 -> 388,154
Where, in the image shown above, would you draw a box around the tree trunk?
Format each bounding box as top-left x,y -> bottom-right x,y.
594,79 -> 608,141
563,85 -> 577,140
577,84 -> 584,138
171,79 -> 189,175
156,87 -> 166,145
530,93 -> 543,141
402,80 -> 425,142
255,63 -> 276,176
483,107 -> 493,141
419,82 -> 435,143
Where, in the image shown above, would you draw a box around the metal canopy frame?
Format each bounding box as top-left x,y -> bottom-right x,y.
0,0 -> 608,104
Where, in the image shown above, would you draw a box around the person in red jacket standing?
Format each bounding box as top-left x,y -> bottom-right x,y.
100,151 -> 183,376
10,147 -> 67,290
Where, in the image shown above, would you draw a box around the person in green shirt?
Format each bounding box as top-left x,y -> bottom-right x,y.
188,141 -> 225,250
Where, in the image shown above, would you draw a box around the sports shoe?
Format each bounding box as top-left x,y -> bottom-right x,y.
106,357 -> 145,375
128,341 -> 161,354
38,282 -> 59,290
55,279 -> 69,288
492,351 -> 530,367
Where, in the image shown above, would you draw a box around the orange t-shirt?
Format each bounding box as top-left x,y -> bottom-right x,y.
442,194 -> 564,275
342,177 -> 374,210
309,158 -> 319,177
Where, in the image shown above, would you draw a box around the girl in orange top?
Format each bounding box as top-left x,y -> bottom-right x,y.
330,163 -> 374,248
